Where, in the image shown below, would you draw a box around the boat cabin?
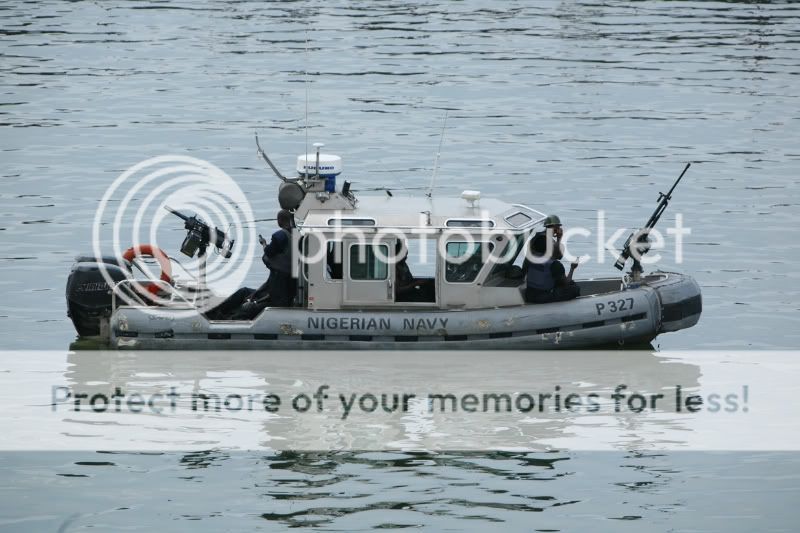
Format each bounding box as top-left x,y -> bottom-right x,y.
291,188 -> 545,311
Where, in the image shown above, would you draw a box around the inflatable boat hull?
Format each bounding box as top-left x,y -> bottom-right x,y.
107,272 -> 701,350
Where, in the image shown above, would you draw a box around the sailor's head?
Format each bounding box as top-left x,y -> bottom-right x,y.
277,209 -> 293,230
543,214 -> 562,229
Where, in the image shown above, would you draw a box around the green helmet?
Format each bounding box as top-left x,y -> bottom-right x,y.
543,214 -> 562,227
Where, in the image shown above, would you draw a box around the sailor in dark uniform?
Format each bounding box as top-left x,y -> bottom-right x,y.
524,231 -> 580,304
394,240 -> 434,302
261,209 -> 296,307
205,209 -> 296,319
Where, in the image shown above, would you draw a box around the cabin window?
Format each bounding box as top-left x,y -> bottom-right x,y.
328,218 -> 376,226
326,241 -> 343,280
349,244 -> 388,280
446,219 -> 495,228
487,233 -> 527,280
445,242 -> 494,283
505,212 -> 532,227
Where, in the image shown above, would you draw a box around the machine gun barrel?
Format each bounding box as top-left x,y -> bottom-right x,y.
614,163 -> 691,272
164,205 -> 190,222
643,162 -> 691,231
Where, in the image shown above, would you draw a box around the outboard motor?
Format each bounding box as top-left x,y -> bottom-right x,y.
66,255 -> 131,337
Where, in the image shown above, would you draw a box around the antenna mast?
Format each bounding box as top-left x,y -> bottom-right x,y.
304,25 -> 310,161
427,110 -> 448,198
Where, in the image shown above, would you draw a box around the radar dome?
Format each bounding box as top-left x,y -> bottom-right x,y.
296,153 -> 342,178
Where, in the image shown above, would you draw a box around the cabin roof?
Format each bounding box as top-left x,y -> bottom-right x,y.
299,194 -> 546,231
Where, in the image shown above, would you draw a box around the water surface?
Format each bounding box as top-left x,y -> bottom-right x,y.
1,0 -> 799,530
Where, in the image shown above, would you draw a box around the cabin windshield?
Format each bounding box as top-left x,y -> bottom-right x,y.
445,241 -> 493,283
487,232 -> 527,278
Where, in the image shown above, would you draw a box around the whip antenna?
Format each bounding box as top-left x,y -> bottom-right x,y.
427,110 -> 448,198
304,24 -> 310,161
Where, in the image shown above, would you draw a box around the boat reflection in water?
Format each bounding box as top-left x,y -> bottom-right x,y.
63,349 -> 702,452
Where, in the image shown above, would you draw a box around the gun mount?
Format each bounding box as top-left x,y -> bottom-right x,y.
165,206 -> 234,259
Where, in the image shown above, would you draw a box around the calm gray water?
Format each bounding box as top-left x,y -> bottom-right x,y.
1,0 -> 800,531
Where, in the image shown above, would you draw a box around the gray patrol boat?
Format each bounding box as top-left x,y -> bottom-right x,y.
66,146 -> 701,349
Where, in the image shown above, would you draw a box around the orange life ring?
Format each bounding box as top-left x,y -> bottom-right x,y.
122,244 -> 173,295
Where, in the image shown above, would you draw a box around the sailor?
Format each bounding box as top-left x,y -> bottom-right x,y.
394,241 -> 433,302
326,242 -> 343,280
395,241 -> 418,301
205,210 -> 296,318
524,232 -> 580,304
535,214 -> 565,260
259,209 -> 296,307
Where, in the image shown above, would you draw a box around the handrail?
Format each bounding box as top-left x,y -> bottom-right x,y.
111,279 -> 197,312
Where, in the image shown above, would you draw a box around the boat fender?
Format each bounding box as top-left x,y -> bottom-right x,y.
121,244 -> 173,295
